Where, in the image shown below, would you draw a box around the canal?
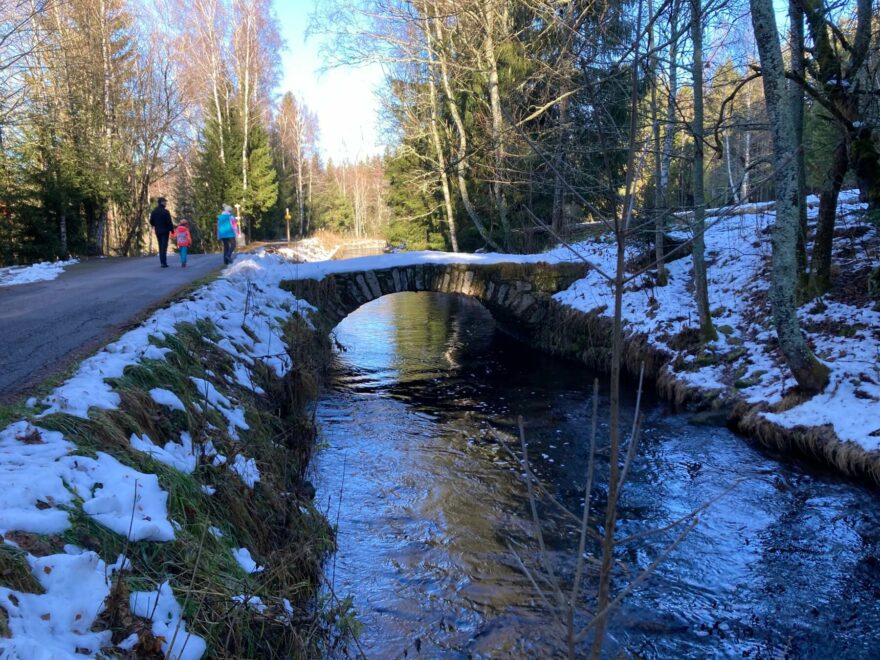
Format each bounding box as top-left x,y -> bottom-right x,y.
313,292 -> 880,657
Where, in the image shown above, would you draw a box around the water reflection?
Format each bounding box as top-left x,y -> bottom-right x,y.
313,292 -> 880,658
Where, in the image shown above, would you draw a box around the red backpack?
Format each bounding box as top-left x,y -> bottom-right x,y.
175,225 -> 192,247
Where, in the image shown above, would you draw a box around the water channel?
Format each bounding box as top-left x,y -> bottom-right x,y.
313,292 -> 880,658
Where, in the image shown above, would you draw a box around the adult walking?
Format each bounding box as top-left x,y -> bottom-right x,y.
218,204 -> 238,265
149,197 -> 174,268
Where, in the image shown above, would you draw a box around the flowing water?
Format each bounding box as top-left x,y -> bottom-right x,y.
313,292 -> 880,658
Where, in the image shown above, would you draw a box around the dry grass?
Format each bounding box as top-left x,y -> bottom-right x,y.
2,314 -> 349,657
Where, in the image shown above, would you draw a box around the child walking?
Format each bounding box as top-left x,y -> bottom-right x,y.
173,219 -> 192,267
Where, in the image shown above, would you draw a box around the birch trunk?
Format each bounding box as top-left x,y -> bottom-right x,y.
724,133 -> 740,204
741,85 -> 752,202
422,7 -> 459,252
750,0 -> 830,392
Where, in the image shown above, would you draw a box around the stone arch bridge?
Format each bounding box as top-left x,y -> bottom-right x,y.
281,259 -> 589,341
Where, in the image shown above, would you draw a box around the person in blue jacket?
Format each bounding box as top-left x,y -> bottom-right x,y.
217,204 -> 238,265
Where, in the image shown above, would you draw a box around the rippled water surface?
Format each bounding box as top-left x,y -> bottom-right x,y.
313,292 -> 880,658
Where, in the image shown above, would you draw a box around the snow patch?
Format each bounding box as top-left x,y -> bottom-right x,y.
232,547 -> 263,574
0,258 -> 78,287
231,454 -> 260,488
150,387 -> 187,413
0,549 -> 125,658
130,581 -> 206,660
129,431 -> 198,474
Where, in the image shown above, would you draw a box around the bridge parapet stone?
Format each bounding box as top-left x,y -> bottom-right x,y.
355,274 -> 372,301
279,260 -> 590,342
365,271 -> 382,298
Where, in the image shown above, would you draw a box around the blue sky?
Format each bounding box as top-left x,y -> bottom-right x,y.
273,0 -> 385,163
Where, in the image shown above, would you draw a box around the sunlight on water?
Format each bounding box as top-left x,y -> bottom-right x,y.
313,292 -> 880,658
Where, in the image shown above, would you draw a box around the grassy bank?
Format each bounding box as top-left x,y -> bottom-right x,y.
0,255 -> 356,657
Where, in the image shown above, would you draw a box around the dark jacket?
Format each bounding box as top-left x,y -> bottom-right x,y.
149,205 -> 174,235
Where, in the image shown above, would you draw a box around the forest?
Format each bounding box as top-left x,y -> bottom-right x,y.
1,0 -> 878,315
0,0 -> 389,262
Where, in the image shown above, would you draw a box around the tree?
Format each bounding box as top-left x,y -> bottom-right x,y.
690,0 -> 716,341
275,92 -> 318,239
241,122 -> 278,239
749,0 -> 830,392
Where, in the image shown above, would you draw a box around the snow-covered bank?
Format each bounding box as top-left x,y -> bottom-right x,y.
0,258 -> 78,287
0,252 -> 333,657
551,190 -> 880,470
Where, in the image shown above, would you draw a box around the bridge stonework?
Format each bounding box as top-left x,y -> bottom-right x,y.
281,261 -> 589,340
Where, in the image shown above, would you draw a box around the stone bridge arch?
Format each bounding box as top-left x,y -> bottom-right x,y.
281,261 -> 589,341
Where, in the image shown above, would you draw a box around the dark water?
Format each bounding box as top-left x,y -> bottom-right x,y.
313,292 -> 880,658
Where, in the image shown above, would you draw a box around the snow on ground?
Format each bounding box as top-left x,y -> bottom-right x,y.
0,251 -> 318,657
231,454 -> 261,488
0,421 -> 174,541
0,547 -> 126,658
554,191 -> 880,450
130,431 -> 198,474
232,594 -> 268,613
0,258 -> 78,287
40,252 -> 307,419
130,581 -> 207,660
232,547 -> 264,574
190,377 -> 249,440
278,237 -> 338,262
150,387 -> 186,412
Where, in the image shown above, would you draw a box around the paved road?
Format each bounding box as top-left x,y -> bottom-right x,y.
0,254 -> 224,401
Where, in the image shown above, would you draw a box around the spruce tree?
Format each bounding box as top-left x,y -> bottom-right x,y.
242,123 -> 278,238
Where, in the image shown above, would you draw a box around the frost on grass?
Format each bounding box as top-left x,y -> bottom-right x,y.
130,581 -> 207,660
0,548 -> 127,658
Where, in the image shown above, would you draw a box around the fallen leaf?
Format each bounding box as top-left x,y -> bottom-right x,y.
15,428 -> 43,445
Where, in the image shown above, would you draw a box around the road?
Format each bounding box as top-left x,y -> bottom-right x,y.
0,254 -> 224,401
